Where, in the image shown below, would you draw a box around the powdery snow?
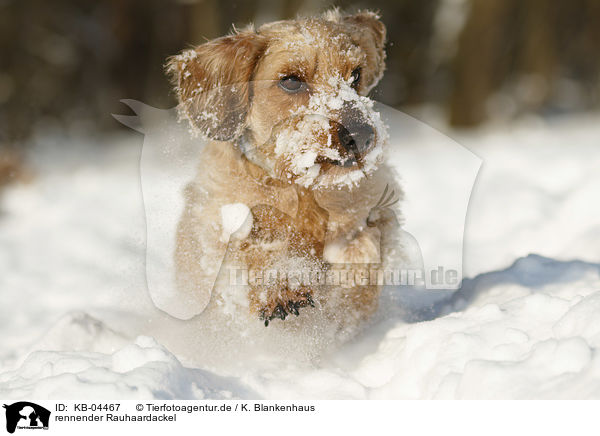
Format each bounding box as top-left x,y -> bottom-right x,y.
1,113 -> 599,399
272,79 -> 387,189
220,203 -> 253,242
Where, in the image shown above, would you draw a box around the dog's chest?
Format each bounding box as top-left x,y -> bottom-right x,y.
294,188 -> 329,246
247,185 -> 329,258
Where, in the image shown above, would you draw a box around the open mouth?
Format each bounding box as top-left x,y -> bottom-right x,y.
316,154 -> 359,168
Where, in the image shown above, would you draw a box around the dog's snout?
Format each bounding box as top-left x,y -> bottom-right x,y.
337,121 -> 375,155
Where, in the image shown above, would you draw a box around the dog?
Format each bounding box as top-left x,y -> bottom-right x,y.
166,9 -> 405,337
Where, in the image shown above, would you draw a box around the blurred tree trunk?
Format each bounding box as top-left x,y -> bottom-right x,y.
189,0 -> 222,42
517,0 -> 557,109
449,0 -> 600,126
449,0 -> 517,127
2,0 -> 600,145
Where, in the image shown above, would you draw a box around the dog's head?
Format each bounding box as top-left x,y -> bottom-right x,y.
167,10 -> 387,189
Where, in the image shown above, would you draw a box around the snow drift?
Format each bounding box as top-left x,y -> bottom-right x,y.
1,112 -> 599,399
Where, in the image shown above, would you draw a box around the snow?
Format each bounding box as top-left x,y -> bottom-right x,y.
272,79 -> 387,189
1,112 -> 599,399
0,330 -> 251,399
220,203 -> 253,241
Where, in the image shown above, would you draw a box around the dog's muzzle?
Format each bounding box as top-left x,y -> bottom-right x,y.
333,104 -> 376,167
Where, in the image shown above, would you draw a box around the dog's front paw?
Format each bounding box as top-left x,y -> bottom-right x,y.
254,286 -> 315,326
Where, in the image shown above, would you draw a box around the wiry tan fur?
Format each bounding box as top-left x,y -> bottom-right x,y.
167,10 -> 404,333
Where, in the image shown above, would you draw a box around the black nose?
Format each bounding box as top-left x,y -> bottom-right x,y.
337,121 -> 375,155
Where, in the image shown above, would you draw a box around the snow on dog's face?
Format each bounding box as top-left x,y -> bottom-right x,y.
167,10 -> 386,189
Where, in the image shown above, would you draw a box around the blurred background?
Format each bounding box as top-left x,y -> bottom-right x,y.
1,1 -> 600,390
0,0 -> 599,183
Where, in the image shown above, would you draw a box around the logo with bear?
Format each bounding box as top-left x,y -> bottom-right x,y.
3,402 -> 50,433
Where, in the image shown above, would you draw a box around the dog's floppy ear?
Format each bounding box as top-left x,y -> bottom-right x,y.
167,30 -> 267,141
327,10 -> 386,92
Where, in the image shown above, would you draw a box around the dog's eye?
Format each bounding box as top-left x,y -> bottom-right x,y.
351,67 -> 361,88
279,75 -> 305,93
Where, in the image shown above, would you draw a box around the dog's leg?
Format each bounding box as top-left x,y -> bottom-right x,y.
241,204 -> 323,325
323,226 -> 383,323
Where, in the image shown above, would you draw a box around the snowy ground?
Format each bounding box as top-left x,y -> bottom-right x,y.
1,112 -> 599,399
